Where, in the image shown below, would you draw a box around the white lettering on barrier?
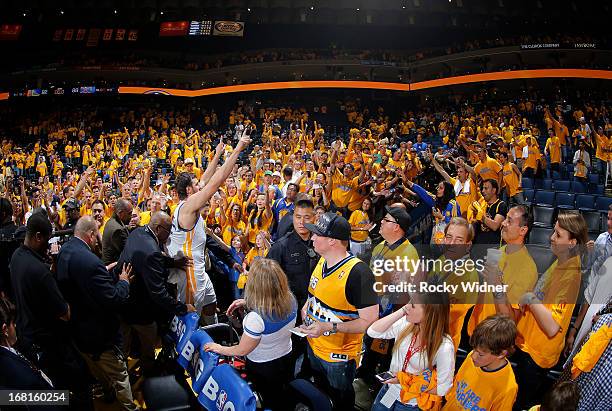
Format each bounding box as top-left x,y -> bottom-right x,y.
202,376 -> 235,411
181,340 -> 195,361
170,316 -> 179,333
177,322 -> 186,342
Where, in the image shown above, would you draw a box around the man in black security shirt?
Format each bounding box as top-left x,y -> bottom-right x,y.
0,197 -> 18,297
472,179 -> 507,258
268,196 -> 320,311
9,213 -> 75,393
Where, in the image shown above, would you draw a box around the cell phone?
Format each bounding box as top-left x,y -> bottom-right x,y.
375,372 -> 395,383
368,223 -> 377,232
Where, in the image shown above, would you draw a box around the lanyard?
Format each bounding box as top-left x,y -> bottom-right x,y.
402,333 -> 422,372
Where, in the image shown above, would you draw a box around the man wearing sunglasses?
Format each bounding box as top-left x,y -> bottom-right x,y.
116,211 -> 195,376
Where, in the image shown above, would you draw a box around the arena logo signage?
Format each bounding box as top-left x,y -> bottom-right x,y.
212,21 -> 245,37
520,43 -> 560,49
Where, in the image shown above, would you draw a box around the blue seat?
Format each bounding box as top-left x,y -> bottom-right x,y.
523,189 -> 535,205
553,180 -> 571,192
522,178 -> 534,189
555,193 -> 576,209
526,245 -> 556,276
534,190 -> 555,207
551,170 -> 562,180
571,181 -> 587,194
589,174 -> 601,184
529,227 -> 552,246
595,184 -> 605,195
595,196 -> 612,212
581,211 -> 602,233
533,205 -> 555,228
576,194 -> 596,211
542,179 -> 553,190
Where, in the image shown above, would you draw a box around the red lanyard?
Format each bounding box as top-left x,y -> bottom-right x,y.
402,333 -> 422,372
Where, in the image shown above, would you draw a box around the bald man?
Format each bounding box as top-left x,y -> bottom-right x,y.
56,216 -> 137,410
117,211 -> 195,376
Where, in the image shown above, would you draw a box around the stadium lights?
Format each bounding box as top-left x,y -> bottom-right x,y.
60,10 -> 64,15
114,9 -> 118,14
160,11 -> 164,15
356,8 -> 360,11
248,8 -> 251,12
310,6 -> 314,10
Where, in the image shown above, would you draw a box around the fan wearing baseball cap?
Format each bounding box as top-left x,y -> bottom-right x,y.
300,212 -> 378,409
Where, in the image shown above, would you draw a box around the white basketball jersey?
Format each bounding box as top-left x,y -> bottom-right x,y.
167,201 -> 209,307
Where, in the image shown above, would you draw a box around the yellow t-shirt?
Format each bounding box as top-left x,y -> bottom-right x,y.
474,156 -> 502,182
594,131 -> 611,161
468,245 -> 538,336
245,246 -> 268,267
516,256 -> 581,368
140,210 -> 152,226
545,137 -> 561,164
443,351 -> 518,411
348,210 -> 370,242
222,220 -> 246,246
501,163 -> 521,197
246,209 -> 272,244
36,162 -> 47,177
386,158 -> 405,172
450,177 -> 480,223
331,169 -> 359,208
523,146 -> 541,170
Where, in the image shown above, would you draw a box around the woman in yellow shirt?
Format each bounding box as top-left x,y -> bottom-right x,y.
243,230 -> 270,270
521,137 -> 541,178
36,158 -> 47,177
348,198 -> 373,261
220,203 -> 247,246
513,212 -> 587,409
245,192 -> 273,246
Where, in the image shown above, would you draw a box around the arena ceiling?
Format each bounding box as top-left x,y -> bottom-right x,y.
1,0 -> 609,28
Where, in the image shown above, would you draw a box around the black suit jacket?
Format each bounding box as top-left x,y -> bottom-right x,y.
0,346 -> 54,389
56,237 -> 129,355
101,215 -> 129,265
117,226 -> 187,324
0,347 -> 64,410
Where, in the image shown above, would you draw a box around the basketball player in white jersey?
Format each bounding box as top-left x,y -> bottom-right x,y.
167,129 -> 251,324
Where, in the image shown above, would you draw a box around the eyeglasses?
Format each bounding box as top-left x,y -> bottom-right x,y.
381,217 -> 398,225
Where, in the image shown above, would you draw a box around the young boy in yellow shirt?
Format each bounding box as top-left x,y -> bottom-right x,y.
443,315 -> 518,411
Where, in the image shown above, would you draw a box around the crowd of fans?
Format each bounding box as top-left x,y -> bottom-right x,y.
0,94 -> 610,411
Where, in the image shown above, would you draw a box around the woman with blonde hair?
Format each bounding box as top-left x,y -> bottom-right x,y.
513,211 -> 588,409
367,291 -> 455,410
205,258 -> 297,410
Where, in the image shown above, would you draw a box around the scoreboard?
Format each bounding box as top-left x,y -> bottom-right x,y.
189,21 -> 213,36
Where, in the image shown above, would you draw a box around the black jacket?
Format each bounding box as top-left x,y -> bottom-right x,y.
268,231 -> 319,307
56,237 -> 129,356
0,346 -> 65,411
117,226 -> 187,324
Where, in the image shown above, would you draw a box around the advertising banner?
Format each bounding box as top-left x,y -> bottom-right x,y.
212,21 -> 244,37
